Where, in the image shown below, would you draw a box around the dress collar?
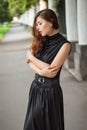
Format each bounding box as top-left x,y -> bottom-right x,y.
45,32 -> 60,40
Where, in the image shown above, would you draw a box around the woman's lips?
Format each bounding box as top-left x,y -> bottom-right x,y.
38,31 -> 42,35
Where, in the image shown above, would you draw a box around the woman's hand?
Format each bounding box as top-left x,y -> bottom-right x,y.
40,66 -> 59,78
26,50 -> 33,61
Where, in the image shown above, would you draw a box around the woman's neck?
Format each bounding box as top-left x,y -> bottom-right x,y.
48,29 -> 59,36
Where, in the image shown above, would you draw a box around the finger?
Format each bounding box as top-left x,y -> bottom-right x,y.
49,67 -> 58,72
52,72 -> 57,75
27,59 -> 30,64
49,73 -> 57,78
48,66 -> 56,69
49,66 -> 58,70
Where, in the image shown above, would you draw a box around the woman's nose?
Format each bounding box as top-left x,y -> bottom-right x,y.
36,25 -> 39,30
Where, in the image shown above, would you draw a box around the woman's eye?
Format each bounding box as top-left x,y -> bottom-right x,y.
38,22 -> 42,25
36,22 -> 42,28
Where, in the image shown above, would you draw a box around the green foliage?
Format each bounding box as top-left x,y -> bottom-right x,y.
8,0 -> 26,17
25,0 -> 39,9
0,0 -> 12,23
0,23 -> 12,40
8,0 -> 39,16
0,0 -> 40,23
53,0 -> 60,9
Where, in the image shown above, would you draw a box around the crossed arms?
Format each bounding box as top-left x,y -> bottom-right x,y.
26,43 -> 71,78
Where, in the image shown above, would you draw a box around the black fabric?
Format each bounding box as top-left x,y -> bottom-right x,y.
23,33 -> 71,130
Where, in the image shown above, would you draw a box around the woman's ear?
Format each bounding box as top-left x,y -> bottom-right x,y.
49,22 -> 53,28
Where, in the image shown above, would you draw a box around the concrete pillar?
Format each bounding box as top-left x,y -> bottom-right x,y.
48,0 -> 57,13
25,11 -> 29,25
28,6 -> 35,27
65,0 -> 78,71
64,41 -> 76,69
74,44 -> 87,80
65,0 -> 78,41
39,0 -> 47,10
77,0 -> 87,45
73,0 -> 87,80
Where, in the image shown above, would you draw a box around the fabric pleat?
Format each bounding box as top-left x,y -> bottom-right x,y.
24,79 -> 64,130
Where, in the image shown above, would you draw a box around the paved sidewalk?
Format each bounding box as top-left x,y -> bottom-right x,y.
0,24 -> 87,130
0,23 -> 33,52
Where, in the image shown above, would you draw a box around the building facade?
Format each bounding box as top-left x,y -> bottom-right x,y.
48,0 -> 87,81
20,0 -> 87,81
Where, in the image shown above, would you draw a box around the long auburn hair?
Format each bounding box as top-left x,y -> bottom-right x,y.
31,9 -> 59,55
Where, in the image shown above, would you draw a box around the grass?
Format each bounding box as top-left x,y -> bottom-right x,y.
0,24 -> 12,41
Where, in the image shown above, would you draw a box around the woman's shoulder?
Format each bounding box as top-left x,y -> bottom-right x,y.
58,33 -> 71,46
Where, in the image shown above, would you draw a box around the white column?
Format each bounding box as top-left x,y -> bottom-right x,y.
77,0 -> 87,45
48,0 -> 57,13
19,7 -> 35,26
65,0 -> 78,41
28,6 -> 35,27
39,0 -> 47,10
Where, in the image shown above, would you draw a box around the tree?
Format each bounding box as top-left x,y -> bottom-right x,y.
8,0 -> 26,17
0,0 -> 11,23
8,0 -> 40,17
0,0 -> 47,23
25,0 -> 39,9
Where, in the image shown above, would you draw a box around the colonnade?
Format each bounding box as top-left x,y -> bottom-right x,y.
65,0 -> 87,80
19,6 -> 36,27
20,0 -> 87,80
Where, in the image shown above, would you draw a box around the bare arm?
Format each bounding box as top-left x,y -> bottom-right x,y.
50,43 -> 71,69
27,43 -> 71,68
27,43 -> 71,77
27,51 -> 49,69
28,61 -> 41,75
28,61 -> 58,78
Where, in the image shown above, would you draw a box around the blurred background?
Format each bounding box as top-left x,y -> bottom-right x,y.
0,0 -> 87,130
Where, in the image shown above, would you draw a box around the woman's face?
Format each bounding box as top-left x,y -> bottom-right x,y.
36,16 -> 53,36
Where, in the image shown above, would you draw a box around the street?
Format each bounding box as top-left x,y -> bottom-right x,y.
0,24 -> 87,130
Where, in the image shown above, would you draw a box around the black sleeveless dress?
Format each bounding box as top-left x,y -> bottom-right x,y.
24,33 -> 71,130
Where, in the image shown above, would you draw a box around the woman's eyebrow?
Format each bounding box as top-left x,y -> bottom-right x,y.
36,21 -> 41,25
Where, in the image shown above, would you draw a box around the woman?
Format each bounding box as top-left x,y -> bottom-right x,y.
24,9 -> 71,130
